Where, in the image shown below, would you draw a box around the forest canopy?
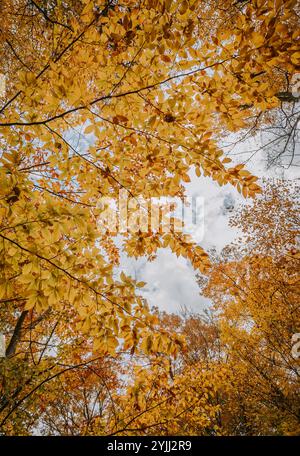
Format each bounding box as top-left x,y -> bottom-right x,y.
0,0 -> 299,436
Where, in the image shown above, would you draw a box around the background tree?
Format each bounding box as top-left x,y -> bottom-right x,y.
201,180 -> 300,435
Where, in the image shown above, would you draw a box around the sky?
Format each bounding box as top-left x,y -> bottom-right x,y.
118,133 -> 299,314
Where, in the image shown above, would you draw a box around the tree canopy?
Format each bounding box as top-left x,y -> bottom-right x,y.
0,0 -> 299,435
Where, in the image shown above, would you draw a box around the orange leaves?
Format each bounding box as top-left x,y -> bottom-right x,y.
18,71 -> 36,88
291,51 -> 300,65
181,173 -> 191,183
0,0 -> 298,435
84,124 -> 95,134
179,0 -> 189,15
251,32 -> 265,48
223,164 -> 262,198
197,181 -> 300,435
163,233 -> 211,274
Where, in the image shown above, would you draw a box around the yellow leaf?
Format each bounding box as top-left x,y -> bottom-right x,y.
84,124 -> 94,134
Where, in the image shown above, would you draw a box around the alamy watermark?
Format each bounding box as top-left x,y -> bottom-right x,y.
96,190 -> 205,242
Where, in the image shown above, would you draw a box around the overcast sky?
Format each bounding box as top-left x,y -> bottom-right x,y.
119,133 -> 298,314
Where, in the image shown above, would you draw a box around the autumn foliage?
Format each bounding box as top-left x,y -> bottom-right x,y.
0,0 -> 299,436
